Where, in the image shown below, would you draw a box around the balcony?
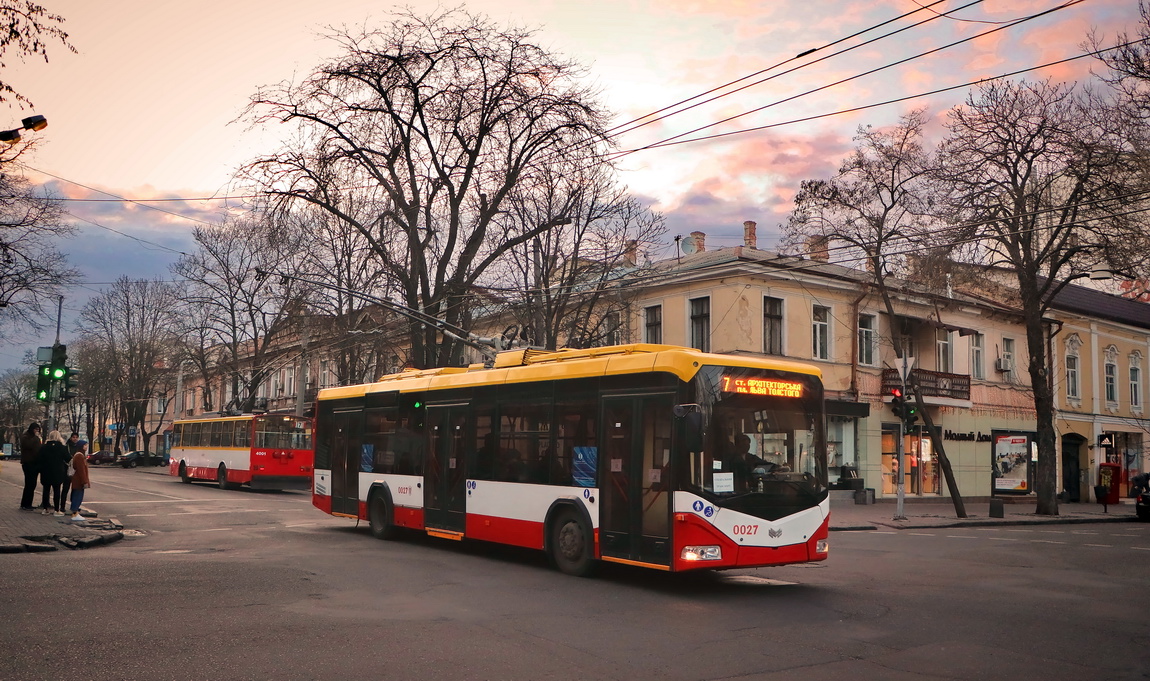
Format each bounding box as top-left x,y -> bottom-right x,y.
882,368 -> 970,401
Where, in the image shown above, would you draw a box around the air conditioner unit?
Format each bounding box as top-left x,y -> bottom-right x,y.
995,357 -> 1014,372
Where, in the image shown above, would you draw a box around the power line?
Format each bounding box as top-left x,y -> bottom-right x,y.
607,0 -> 1087,160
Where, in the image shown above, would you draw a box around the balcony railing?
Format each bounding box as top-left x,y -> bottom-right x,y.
882,368 -> 971,401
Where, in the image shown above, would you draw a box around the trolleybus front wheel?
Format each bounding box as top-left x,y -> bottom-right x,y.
550,509 -> 596,577
368,491 -> 398,540
217,464 -> 234,490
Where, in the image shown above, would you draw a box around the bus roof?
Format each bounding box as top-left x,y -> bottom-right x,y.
318,343 -> 822,402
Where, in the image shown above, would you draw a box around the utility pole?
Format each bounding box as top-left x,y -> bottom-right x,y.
895,353 -> 908,521
295,322 -> 309,416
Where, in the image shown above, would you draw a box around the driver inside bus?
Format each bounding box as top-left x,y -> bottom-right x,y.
729,434 -> 773,488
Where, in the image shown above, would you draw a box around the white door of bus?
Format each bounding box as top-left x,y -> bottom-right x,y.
599,394 -> 673,567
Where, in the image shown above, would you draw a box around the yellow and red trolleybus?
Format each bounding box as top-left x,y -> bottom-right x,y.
312,344 -> 829,575
169,414 -> 315,491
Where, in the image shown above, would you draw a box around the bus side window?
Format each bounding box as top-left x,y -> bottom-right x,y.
500,402 -> 550,484
553,400 -> 596,486
173,424 -> 183,448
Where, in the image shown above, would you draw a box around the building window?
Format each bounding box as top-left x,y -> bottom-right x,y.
1065,354 -> 1079,400
644,305 -> 662,344
601,312 -> 621,346
764,296 -> 784,355
1105,360 -> 1118,404
936,328 -> 952,373
1131,364 -> 1142,409
857,314 -> 876,366
286,366 -> 295,396
689,297 -> 710,352
970,333 -> 984,380
1002,338 -> 1015,381
812,305 -> 830,360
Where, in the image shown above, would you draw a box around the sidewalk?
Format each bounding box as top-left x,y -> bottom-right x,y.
0,461 -> 125,553
829,494 -> 1140,531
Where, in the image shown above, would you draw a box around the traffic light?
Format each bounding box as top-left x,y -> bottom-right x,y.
902,393 -> 919,427
35,364 -> 51,402
49,344 -> 66,378
60,367 -> 80,401
889,387 -> 907,420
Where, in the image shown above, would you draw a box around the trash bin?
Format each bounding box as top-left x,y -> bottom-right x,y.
854,488 -> 875,505
989,497 -> 1004,518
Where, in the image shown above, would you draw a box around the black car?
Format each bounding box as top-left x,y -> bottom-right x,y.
87,450 -> 116,465
1137,490 -> 1150,522
120,451 -> 166,468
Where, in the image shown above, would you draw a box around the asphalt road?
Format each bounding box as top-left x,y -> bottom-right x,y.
2,465 -> 1148,681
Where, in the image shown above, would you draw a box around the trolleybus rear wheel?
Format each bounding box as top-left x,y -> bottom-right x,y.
550,509 -> 596,577
368,491 -> 398,540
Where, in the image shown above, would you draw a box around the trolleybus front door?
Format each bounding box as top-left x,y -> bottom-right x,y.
424,403 -> 468,534
599,394 -> 673,567
330,409 -> 363,516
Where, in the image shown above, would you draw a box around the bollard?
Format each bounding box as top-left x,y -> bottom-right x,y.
1094,484 -> 1110,513
989,497 -> 1004,518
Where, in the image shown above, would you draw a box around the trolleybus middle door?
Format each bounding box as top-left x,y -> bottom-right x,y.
330,409 -> 363,516
599,394 -> 673,567
424,403 -> 469,534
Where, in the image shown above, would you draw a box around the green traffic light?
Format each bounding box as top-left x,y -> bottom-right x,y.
50,366 -> 66,379
36,389 -> 49,401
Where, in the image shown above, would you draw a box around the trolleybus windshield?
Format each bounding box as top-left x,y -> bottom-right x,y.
684,367 -> 827,521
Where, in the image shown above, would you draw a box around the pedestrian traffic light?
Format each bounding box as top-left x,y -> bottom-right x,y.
889,387 -> 907,420
60,367 -> 80,401
36,364 -> 51,401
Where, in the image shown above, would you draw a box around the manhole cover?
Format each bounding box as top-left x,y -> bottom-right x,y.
120,529 -> 147,537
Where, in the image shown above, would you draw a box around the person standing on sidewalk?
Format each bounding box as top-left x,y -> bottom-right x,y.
66,433 -> 81,457
61,440 -> 85,508
18,423 -> 42,510
68,445 -> 90,522
38,431 -> 70,515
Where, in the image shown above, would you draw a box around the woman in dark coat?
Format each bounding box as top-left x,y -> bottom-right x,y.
37,430 -> 70,515
19,423 -> 42,510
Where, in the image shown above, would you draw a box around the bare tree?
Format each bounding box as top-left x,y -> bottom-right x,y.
498,165 -> 665,350
0,1 -> 74,108
0,173 -> 77,338
932,79 -> 1141,515
783,109 -> 966,517
79,277 -> 180,454
173,216 -> 308,412
241,7 -> 613,368
0,367 -> 36,447
68,336 -> 116,448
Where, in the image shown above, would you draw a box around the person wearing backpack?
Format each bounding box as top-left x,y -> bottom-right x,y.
38,431 -> 70,515
19,423 -> 42,511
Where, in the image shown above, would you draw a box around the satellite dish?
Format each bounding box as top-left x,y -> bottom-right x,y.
680,236 -> 698,255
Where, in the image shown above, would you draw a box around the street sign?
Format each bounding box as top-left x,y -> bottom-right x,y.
128,426 -> 137,437
36,346 -> 53,362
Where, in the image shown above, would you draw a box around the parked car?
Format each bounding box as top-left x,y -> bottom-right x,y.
120,451 -> 165,468
87,450 -> 116,465
1137,490 -> 1150,522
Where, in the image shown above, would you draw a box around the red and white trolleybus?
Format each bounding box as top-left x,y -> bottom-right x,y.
312,344 -> 829,575
170,414 -> 315,491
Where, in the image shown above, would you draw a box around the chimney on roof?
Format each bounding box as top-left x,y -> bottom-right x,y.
806,235 -> 829,262
690,231 -> 706,252
743,221 -> 757,249
623,240 -> 638,266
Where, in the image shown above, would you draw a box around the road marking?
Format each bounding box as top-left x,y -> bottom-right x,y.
908,532 -> 935,536
1132,547 -> 1150,551
195,528 -> 231,532
988,537 -> 1019,541
89,479 -> 187,499
1036,530 -> 1064,534
83,499 -> 217,505
723,575 -> 798,586
126,513 -> 157,517
168,509 -> 271,515
1031,540 -> 1067,544
945,535 -> 978,539
1071,531 -> 1099,535
1108,534 -> 1137,538
1084,544 -> 1112,547
872,531 -> 897,535
1005,529 -> 1033,533
153,550 -> 192,554
284,523 -> 318,527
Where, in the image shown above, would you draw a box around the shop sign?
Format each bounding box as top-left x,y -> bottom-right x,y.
943,430 -> 993,442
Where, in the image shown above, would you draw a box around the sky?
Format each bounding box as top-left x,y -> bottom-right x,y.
1,0 -> 1142,363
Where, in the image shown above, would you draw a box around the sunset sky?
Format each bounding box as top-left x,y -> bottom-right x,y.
1,0 -> 1142,359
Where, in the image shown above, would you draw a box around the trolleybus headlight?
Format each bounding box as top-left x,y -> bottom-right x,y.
681,545 -> 722,561
816,539 -> 829,554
